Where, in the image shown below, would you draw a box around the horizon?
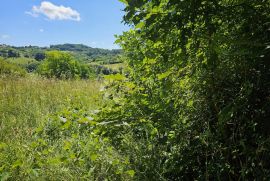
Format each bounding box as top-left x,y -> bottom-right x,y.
0,43 -> 122,50
0,0 -> 129,49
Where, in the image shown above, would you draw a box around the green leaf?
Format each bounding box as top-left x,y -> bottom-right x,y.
157,70 -> 172,80
125,170 -> 135,177
0,172 -> 11,181
104,73 -> 125,81
135,21 -> 145,29
61,120 -> 72,130
118,0 -> 128,5
64,141 -> 72,151
12,160 -> 23,169
90,154 -> 98,162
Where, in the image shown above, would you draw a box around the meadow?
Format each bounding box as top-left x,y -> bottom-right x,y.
0,76 -> 110,180
0,76 -> 101,144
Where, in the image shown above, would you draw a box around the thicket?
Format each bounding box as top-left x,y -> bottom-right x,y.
0,58 -> 26,77
95,0 -> 270,180
37,51 -> 94,79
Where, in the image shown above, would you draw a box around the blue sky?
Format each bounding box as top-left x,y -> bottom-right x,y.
0,0 -> 128,49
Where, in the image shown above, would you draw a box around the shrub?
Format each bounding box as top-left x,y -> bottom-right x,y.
0,58 -> 26,77
37,51 -> 93,79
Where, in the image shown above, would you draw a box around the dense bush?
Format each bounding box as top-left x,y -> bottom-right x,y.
94,0 -> 270,180
38,51 -> 93,79
0,58 -> 26,77
34,52 -> 46,61
25,61 -> 41,72
0,48 -> 20,58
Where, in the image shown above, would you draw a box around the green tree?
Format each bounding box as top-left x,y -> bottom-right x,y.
34,52 -> 46,61
38,51 -> 91,79
97,0 -> 270,179
7,49 -> 19,58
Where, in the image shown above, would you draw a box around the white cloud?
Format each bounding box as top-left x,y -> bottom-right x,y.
1,34 -> 10,39
25,11 -> 39,18
27,1 -> 80,21
39,29 -> 44,32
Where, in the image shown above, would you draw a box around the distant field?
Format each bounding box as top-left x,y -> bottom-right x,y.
0,76 -> 101,144
103,63 -> 125,71
89,62 -> 125,71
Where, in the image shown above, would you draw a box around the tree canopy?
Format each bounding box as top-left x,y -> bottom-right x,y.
38,51 -> 92,79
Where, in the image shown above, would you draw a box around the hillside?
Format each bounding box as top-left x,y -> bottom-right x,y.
0,44 -> 122,64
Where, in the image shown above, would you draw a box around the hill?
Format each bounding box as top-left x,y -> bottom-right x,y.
0,44 -> 122,64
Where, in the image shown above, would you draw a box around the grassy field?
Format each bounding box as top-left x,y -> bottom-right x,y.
103,63 -> 125,71
89,62 -> 125,71
0,75 -> 135,180
0,75 -> 101,144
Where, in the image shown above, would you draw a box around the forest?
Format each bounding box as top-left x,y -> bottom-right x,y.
0,0 -> 270,180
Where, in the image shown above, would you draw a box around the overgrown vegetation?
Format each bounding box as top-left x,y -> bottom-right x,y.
98,0 -> 270,179
1,0 -> 270,180
0,58 -> 26,77
0,77 -> 105,180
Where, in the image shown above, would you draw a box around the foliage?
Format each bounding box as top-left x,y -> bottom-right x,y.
94,0 -> 270,180
0,44 -> 122,64
1,0 -> 270,180
6,57 -> 41,73
0,77 -> 101,142
0,58 -> 26,77
34,52 -> 46,61
50,44 -> 122,64
0,47 -> 20,58
37,51 -> 94,79
0,77 -> 125,180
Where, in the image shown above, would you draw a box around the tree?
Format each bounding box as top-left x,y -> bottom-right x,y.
34,52 -> 45,61
38,51 -> 91,79
7,49 -> 19,58
97,0 -> 270,179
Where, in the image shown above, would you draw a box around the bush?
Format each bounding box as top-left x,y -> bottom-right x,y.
34,52 -> 46,61
0,58 -> 26,77
93,0 -> 270,180
37,51 -> 93,79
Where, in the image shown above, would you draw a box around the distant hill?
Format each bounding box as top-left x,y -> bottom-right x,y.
50,44 -> 121,56
50,44 -> 122,63
0,44 -> 122,64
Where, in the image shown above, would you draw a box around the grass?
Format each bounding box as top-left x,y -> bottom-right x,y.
103,63 -> 125,71
0,75 -> 135,180
0,75 -> 101,144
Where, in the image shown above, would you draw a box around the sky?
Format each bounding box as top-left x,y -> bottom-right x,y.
0,0 -> 129,49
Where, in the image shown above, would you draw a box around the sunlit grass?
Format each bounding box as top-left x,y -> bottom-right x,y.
103,63 -> 125,71
0,75 -> 101,143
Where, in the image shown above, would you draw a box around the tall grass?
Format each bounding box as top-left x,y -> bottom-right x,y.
0,75 -> 101,143
0,76 -> 135,180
